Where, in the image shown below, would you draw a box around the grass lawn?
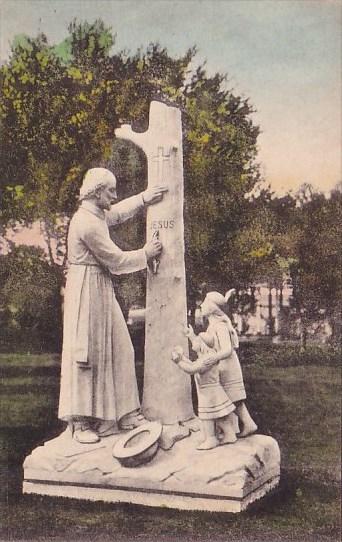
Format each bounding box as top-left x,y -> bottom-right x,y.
0,346 -> 341,542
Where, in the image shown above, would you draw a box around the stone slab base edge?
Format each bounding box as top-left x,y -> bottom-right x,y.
23,475 -> 280,514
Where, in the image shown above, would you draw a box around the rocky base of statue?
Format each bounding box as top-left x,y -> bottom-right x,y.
23,427 -> 280,513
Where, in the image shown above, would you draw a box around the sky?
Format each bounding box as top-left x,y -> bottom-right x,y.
0,0 -> 341,194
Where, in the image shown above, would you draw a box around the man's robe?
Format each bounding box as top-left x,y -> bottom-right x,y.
58,195 -> 146,422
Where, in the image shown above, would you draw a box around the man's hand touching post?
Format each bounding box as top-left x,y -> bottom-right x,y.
144,235 -> 162,261
142,186 -> 168,205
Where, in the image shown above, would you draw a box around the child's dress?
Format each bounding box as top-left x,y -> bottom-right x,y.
207,317 -> 246,403
195,362 -> 235,420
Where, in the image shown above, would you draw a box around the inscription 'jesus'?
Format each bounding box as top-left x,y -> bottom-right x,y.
151,219 -> 175,230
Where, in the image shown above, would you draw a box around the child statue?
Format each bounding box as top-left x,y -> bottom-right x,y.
171,327 -> 237,450
172,288 -> 257,449
200,289 -> 257,438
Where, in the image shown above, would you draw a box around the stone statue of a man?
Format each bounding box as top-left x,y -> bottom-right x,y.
58,167 -> 167,443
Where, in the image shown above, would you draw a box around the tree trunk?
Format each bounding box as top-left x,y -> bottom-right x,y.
40,220 -> 56,266
268,285 -> 275,337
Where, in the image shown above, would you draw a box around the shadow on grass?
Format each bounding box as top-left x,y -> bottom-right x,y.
1,471 -> 340,542
0,423 -> 64,502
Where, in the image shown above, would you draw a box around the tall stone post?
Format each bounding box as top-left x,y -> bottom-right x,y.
115,101 -> 195,432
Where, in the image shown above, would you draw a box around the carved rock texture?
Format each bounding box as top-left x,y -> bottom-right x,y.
24,429 -> 280,512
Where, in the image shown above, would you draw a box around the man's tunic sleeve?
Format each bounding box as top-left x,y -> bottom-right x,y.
105,194 -> 145,227
82,219 -> 147,275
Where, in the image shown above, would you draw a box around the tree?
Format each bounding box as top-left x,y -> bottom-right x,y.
231,181 -> 342,346
0,21 -> 122,264
0,21 -> 260,336
182,68 -> 260,292
1,21 -> 259,253
0,245 -> 63,351
289,184 -> 342,346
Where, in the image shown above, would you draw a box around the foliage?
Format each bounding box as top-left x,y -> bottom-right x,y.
239,341 -> 341,368
182,68 -> 260,290
0,245 -> 63,351
230,182 -> 342,344
290,184 -> 342,343
0,21 -> 260,278
0,21 -> 125,267
227,182 -> 297,288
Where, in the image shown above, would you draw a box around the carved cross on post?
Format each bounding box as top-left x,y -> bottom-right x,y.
115,101 -> 194,436
152,146 -> 170,182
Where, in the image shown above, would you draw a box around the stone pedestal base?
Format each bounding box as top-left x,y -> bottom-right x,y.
23,429 -> 280,513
